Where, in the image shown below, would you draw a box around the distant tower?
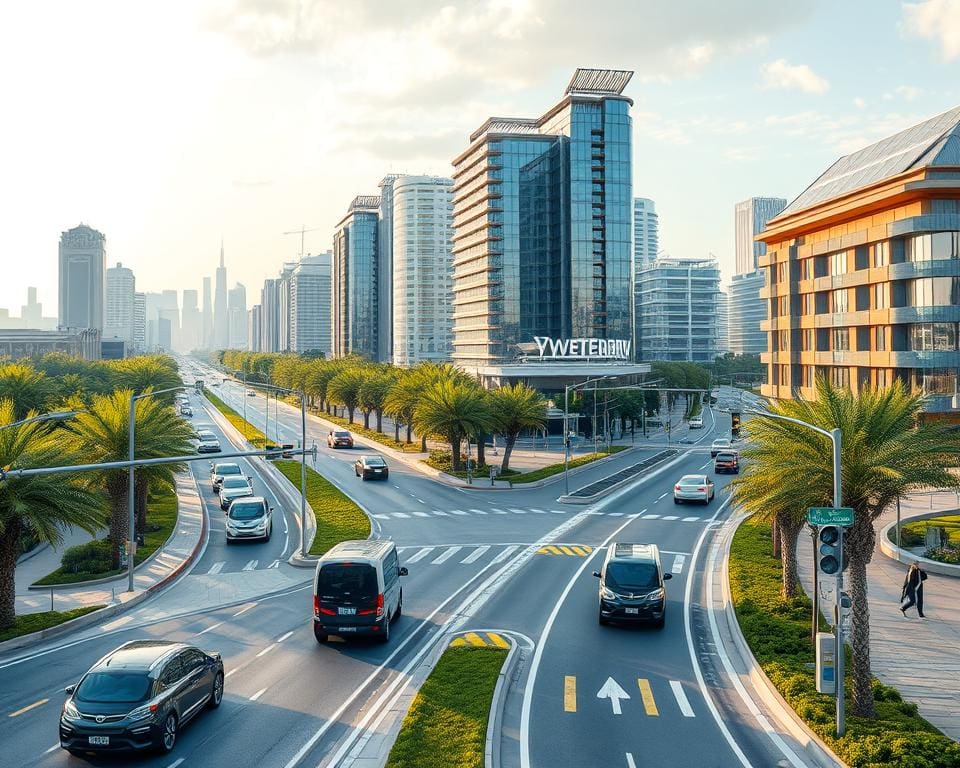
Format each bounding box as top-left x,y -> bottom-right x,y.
202,276 -> 213,349
59,224 -> 106,331
105,262 -> 136,348
213,240 -> 229,349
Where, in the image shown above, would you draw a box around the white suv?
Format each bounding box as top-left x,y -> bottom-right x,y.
689,416 -> 703,429
710,438 -> 732,457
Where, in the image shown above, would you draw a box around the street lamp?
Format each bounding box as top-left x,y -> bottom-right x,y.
0,410 -> 82,432
564,375 -> 615,494
745,407 -> 845,736
128,386 -> 187,592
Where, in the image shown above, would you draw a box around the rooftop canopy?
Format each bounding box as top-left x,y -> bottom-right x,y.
565,68 -> 634,95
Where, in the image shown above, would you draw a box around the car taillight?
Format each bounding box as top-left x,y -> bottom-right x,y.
313,595 -> 319,615
376,593 -> 384,618
315,596 -> 336,616
697,487 -> 705,491
675,485 -> 682,491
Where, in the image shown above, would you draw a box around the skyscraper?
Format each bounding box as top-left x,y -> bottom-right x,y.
213,242 -> 228,349
159,290 -> 180,351
202,276 -> 213,349
734,197 -> 787,275
133,292 -> 146,354
59,224 -> 106,331
633,198 -> 659,266
451,68 -> 633,367
389,175 -> 454,366
289,253 -> 333,355
248,306 -> 261,352
181,289 -> 201,351
277,262 -> 296,353
228,283 -> 247,349
332,196 -> 380,360
104,262 -> 136,349
21,287 -> 42,328
716,290 -> 729,355
260,278 -> 280,353
144,292 -> 163,351
378,175 -> 398,364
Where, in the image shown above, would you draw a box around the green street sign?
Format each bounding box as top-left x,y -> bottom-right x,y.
807,507 -> 854,526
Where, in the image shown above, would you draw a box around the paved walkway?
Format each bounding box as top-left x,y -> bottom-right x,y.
14,471 -> 204,616
797,491 -> 960,741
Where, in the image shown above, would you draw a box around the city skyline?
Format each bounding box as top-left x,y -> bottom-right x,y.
4,2 -> 960,312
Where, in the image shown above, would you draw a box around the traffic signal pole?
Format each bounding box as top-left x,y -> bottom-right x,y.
832,427 -> 845,737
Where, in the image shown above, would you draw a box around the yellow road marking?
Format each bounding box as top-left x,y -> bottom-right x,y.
559,546 -> 576,556
450,637 -> 467,647
464,632 -> 487,647
570,546 -> 587,556
486,632 -> 510,648
8,698 -> 48,718
638,679 -> 659,716
564,676 -> 577,712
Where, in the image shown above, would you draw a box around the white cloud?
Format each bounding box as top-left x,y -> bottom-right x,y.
853,97 -> 867,109
723,147 -> 759,162
903,0 -> 960,60
896,84 -> 923,100
759,59 -> 830,94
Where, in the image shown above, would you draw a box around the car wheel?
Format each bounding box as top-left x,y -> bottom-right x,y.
380,616 -> 391,643
67,749 -> 85,757
157,713 -> 177,753
394,592 -> 402,620
361,475 -> 367,481
265,526 -> 271,542
655,616 -> 666,629
355,469 -> 359,477
209,672 -> 224,709
314,624 -> 328,644
673,497 -> 680,504
598,609 -> 608,626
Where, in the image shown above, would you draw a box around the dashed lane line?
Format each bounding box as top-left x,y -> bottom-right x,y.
657,492 -> 668,500
256,643 -> 277,658
431,546 -> 461,564
233,602 -> 257,617
490,545 -> 519,564
8,698 -> 47,717
250,687 -> 268,701
278,630 -> 294,642
460,545 -> 490,564
450,509 -> 468,516
670,680 -> 695,717
196,621 -> 224,636
564,676 -> 576,712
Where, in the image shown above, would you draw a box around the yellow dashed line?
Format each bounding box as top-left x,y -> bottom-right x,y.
564,676 -> 577,712
8,698 -> 48,718
638,678 -> 659,716
464,632 -> 487,647
486,632 -> 510,648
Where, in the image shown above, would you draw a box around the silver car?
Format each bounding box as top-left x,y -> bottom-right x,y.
225,497 -> 273,543
210,462 -> 243,492
219,476 -> 254,510
673,474 -> 715,504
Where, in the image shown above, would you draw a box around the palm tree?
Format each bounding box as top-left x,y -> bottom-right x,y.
384,372 -> 420,444
488,383 -> 547,471
327,369 -> 364,423
112,356 -> 182,399
0,363 -> 54,420
68,390 -> 194,567
729,377 -> 959,718
359,373 -> 395,432
414,379 -> 491,471
0,400 -> 105,629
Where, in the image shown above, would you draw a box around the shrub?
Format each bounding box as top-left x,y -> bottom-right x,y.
60,540 -> 113,575
924,545 -> 960,565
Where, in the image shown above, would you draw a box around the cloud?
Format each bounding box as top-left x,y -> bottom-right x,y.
903,0 -> 960,60
759,59 -> 830,93
853,97 -> 867,109
723,147 -> 759,162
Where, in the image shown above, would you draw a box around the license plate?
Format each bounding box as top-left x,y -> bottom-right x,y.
374,469 -> 382,473
88,736 -> 110,746
624,607 -> 639,615
339,626 -> 357,632
338,607 -> 357,615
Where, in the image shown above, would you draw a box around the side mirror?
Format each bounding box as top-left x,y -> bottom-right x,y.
592,571 -> 601,578
663,573 -> 673,580
269,507 -> 274,513
247,476 -> 253,482
399,566 -> 409,577
65,684 -> 76,695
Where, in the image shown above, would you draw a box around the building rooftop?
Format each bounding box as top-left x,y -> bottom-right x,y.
349,195 -> 381,212
779,104 -> 960,217
565,68 -> 634,95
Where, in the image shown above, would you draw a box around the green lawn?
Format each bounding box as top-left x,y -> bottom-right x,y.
0,606 -> 105,642
730,516 -> 960,767
899,514 -> 960,547
421,445 -> 628,484
274,461 -> 370,556
33,487 -> 179,586
385,646 -> 508,768
204,390 -> 268,446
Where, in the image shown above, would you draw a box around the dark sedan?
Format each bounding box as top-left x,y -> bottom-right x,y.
355,455 -> 389,480
60,640 -> 223,756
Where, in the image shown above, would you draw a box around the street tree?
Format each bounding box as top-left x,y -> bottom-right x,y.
488,383 -> 547,471
327,369 -> 364,423
0,363 -> 55,420
414,379 -> 491,471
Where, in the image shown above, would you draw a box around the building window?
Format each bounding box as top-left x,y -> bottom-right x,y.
875,326 -> 888,351
909,323 -> 958,351
909,277 -> 960,306
831,251 -> 846,276
831,367 -> 850,388
802,365 -> 813,388
873,241 -> 889,267
832,288 -> 848,313
802,294 -> 814,315
803,259 -> 814,280
833,328 -> 850,351
906,232 -> 960,262
874,283 -> 889,309
921,368 -> 958,395
802,329 -> 814,351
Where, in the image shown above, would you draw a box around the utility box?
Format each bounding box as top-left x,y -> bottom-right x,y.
816,632 -> 836,694
925,526 -> 946,549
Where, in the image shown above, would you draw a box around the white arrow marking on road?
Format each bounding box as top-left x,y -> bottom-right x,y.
596,677 -> 630,715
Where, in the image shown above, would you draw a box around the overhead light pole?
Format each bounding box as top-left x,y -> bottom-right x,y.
564,375 -> 615,495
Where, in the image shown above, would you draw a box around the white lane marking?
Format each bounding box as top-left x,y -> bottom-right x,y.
432,510 -> 448,516
490,545 -> 519,564
167,759 -> 186,768
530,508 -> 547,514
268,559 -> 280,568
233,602 -> 257,617
461,546 -> 490,564
672,554 -> 686,574
393,485 -> 401,489
550,509 -> 566,514
278,630 -> 294,643
372,514 -> 390,520
225,669 -> 240,678
249,687 -> 268,701
393,512 -> 410,519
207,561 -> 225,575
44,745 -> 59,754
256,643 -> 277,658
608,512 -> 624,517
407,547 -> 434,563
657,492 -> 668,500
242,560 -> 258,571
417,499 -> 426,505
596,677 -> 630,714
470,508 -> 486,514
661,516 -> 679,521
413,511 -> 430,517
626,754 -> 637,768
449,509 -> 468,516
638,508 -> 647,515
196,621 -> 224,636
102,616 -> 133,631
408,493 -> 417,498
670,680 -> 695,717
643,514 -> 661,519
509,508 -> 527,514
490,508 -> 506,513
683,517 -> 700,522
431,546 -> 462,564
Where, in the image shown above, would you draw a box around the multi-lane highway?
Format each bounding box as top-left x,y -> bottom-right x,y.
0,364 -> 811,768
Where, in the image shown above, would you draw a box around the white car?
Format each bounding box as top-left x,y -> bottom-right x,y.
225,497 -> 273,542
219,475 -> 254,510
710,438 -> 732,457
673,474 -> 715,505
689,416 -> 703,429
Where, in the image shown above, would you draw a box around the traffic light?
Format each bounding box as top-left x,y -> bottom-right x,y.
731,411 -> 741,438
818,525 -> 848,575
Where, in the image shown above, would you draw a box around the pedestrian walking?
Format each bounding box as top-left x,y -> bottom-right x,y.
900,562 -> 928,617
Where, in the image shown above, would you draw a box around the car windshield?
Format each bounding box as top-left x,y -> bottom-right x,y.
197,431 -> 214,439
317,564 -> 378,600
716,453 -> 737,461
334,431 -> 350,438
604,562 -> 659,593
216,464 -> 241,475
229,502 -> 265,520
364,457 -> 385,466
680,475 -> 706,485
76,672 -> 152,704
221,477 -> 249,489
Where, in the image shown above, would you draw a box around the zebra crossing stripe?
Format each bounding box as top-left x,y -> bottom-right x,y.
431,546 -> 462,564
393,512 -> 410,518
672,554 -> 686,574
550,509 -> 567,514
461,546 -> 490,564
469,509 -> 486,514
608,512 -> 624,517
491,508 -> 507,514
644,514 -> 661,519
207,561 -> 225,575
670,680 -> 695,717
432,510 -> 448,516
509,508 -> 527,514
450,510 -> 468,516
661,515 -> 679,521
372,514 -> 390,520
530,508 -> 547,514
407,547 -> 434,563
268,559 -> 280,569
491,545 -> 519,564
682,517 -> 700,522
242,560 -> 258,571
413,511 -> 430,517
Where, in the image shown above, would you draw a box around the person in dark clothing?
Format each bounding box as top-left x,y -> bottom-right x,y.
901,562 -> 927,617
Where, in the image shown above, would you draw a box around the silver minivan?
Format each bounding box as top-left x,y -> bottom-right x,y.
313,540 -> 407,644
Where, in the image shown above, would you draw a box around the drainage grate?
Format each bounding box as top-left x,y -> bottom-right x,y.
566,449 -> 679,498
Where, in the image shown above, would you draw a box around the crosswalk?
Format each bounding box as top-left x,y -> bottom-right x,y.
203,558 -> 281,575
371,507 -> 710,523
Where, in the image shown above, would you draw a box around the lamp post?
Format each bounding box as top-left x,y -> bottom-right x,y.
746,407 -> 845,736
129,386 -> 186,592
564,375 -> 614,495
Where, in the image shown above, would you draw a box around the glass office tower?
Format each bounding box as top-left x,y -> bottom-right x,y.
451,68 -> 633,367
332,196 -> 380,360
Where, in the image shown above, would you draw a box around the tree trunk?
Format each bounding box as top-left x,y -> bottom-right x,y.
348,407 -> 355,423
363,410 -> 370,430
477,439 -> 486,467
451,434 -> 461,471
420,432 -> 427,452
135,474 -> 148,536
107,479 -> 129,569
376,409 -> 383,433
0,519 -> 22,629
772,519 -> 781,559
394,421 -> 400,443
845,511 -> 878,718
778,517 -> 803,598
501,434 -> 517,471
405,422 -> 412,444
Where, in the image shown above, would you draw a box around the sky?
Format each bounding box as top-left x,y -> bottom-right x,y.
3,0 -> 960,316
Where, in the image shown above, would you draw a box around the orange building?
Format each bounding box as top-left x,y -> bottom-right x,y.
759,107 -> 960,418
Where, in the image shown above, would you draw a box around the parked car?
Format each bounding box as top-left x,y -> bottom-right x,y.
710,438 -> 732,457
196,438 -> 221,454
594,543 -> 671,628
225,497 -> 272,543
313,539 -> 407,644
327,430 -> 354,449
355,455 -> 389,480
180,405 -> 193,418
219,476 -> 254,510
246,391 -> 256,397
210,462 -> 243,492
714,451 -> 740,474
688,416 -> 703,429
59,640 -> 223,756
673,474 -> 715,504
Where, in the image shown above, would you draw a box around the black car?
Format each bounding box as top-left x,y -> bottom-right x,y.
60,640 -> 223,756
355,455 -> 389,480
594,543 -> 672,628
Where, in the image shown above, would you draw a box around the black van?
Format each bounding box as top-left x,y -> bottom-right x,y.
593,542 -> 672,628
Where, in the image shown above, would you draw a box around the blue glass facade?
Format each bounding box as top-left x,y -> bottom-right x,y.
332,198 -> 379,360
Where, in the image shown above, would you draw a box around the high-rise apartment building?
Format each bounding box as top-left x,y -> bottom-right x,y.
228,283 -> 247,350
181,289 -> 201,352
104,262 -> 135,349
289,253 -> 333,355
735,197 -> 787,275
332,196 -> 380,360
248,306 -> 261,352
143,292 -> 163,351
635,257 -> 720,363
159,290 -> 180,351
133,292 -> 146,353
760,106 -> 960,417
21,287 -> 42,328
202,276 -> 213,349
214,242 -> 228,349
389,175 -> 454,366
633,198 -> 659,266
717,290 -> 729,355
277,262 -> 296,353
260,279 -> 280,353
59,224 -> 106,331
450,68 -> 633,368
378,175 -> 398,363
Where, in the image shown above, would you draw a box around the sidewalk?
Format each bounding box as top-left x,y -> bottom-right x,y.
13,470 -> 205,617
797,492 -> 960,741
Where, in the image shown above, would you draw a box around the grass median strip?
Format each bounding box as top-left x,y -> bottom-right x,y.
385,646 -> 508,768
204,390 -> 267,446
0,606 -> 105,643
730,515 -> 960,767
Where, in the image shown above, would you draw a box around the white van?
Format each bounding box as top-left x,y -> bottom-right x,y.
313,540 -> 407,644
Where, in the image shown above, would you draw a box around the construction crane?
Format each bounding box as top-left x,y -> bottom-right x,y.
283,226 -> 323,259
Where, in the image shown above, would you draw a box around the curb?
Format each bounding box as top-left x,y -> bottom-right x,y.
16,541 -> 50,566
485,635 -> 519,768
1,472 -> 207,657
558,449 -> 682,504
879,511 -> 960,578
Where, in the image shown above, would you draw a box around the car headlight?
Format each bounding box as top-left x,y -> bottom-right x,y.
645,589 -> 665,601
62,700 -> 80,720
253,519 -> 267,530
600,586 -> 617,600
126,703 -> 157,722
